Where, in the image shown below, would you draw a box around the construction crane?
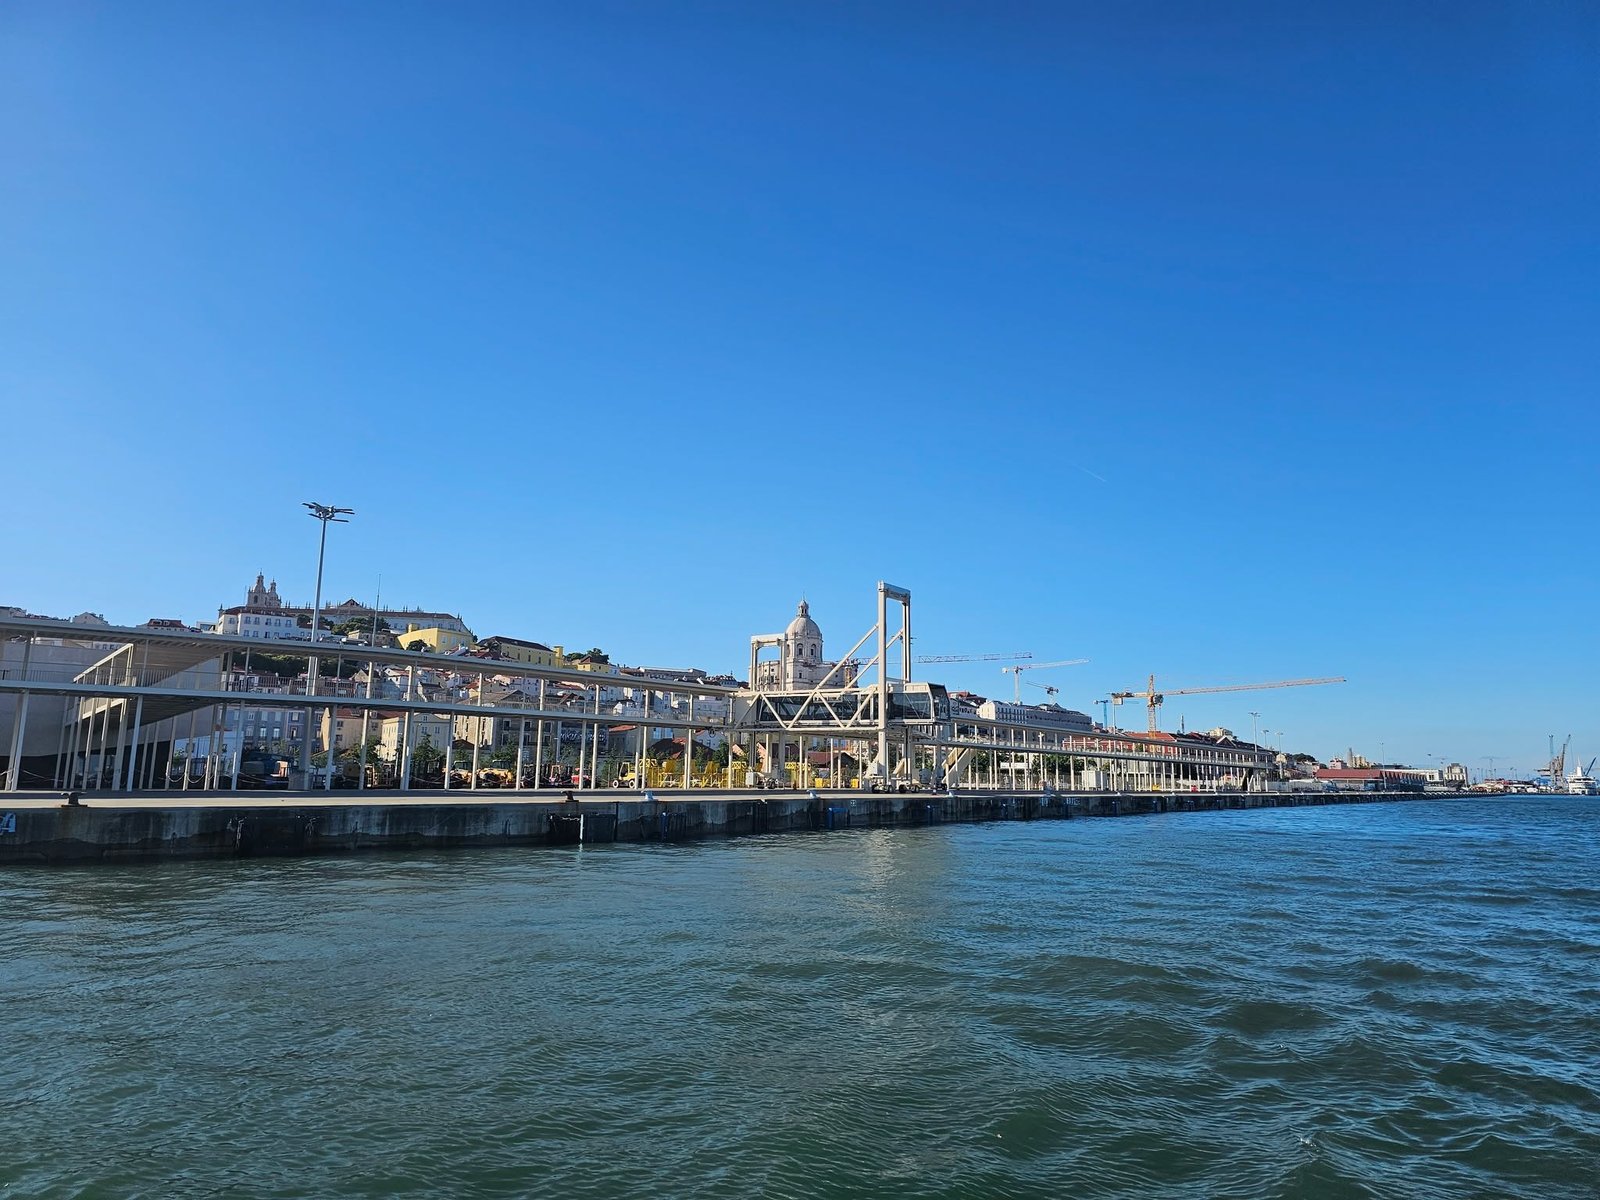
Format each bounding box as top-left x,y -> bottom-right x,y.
1544,735 -> 1571,783
1023,680 -> 1060,700
913,651 -> 1032,664
1109,674 -> 1346,733
1000,658 -> 1089,703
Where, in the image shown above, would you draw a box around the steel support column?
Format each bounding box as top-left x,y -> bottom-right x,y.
471,714 -> 482,788
590,685 -> 602,789
5,691 -> 29,792
122,695 -> 145,792
399,710 -> 414,790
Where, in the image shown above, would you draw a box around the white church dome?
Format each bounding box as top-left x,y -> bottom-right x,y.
786,599 -> 821,640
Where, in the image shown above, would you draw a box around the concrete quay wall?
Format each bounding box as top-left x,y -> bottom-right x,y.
0,788 -> 1449,866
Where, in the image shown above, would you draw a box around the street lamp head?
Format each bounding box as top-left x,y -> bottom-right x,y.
304,502 -> 354,523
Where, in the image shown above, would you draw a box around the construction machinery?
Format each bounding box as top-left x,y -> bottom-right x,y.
913,652 -> 1032,664
1024,680 -> 1060,700
1000,658 -> 1090,703
1110,674 -> 1346,733
1543,735 -> 1571,787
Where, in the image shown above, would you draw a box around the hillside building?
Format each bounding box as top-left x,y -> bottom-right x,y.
212,573 -> 473,643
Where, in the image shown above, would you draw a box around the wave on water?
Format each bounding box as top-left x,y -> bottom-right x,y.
1,797 -> 1597,1199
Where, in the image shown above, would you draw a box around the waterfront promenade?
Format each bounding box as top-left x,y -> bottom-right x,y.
0,786 -> 1460,865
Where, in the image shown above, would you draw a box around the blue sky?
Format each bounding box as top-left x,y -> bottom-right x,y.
3,2 -> 1595,772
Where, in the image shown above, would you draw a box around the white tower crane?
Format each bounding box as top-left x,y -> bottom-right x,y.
913,651 -> 1032,664
1000,658 -> 1089,703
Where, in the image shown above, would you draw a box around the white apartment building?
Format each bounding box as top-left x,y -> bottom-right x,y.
376,713 -> 455,765
976,699 -> 1095,732
212,573 -> 472,642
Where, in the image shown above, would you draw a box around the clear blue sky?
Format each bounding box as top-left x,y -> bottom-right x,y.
3,2 -> 1596,772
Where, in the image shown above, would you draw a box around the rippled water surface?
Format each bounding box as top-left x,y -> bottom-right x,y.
3,797 -> 1598,1198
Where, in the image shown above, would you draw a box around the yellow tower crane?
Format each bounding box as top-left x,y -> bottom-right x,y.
1110,675 -> 1346,733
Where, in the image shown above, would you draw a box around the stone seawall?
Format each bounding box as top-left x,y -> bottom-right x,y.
0,788 -> 1443,865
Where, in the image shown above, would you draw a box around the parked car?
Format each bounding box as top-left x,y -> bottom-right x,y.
868,777 -> 912,794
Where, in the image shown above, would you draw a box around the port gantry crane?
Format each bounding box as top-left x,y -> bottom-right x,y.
1544,735 -> 1571,784
1000,658 -> 1090,703
1109,674 -> 1346,734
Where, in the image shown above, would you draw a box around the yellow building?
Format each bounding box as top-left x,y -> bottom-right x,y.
477,636 -> 559,668
396,625 -> 475,654
317,707 -> 371,754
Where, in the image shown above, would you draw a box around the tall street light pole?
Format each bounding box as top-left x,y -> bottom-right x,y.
303,502 -> 354,785
1250,710 -> 1262,791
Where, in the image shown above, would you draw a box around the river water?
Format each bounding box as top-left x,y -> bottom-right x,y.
2,797 -> 1596,1198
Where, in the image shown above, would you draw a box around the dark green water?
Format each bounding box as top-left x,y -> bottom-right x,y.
2,797 -> 1597,1199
